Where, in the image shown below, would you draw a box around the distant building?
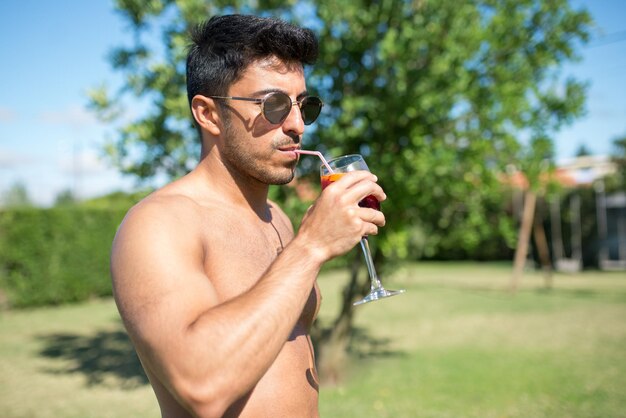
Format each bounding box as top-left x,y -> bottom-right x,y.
501,155 -> 618,189
501,155 -> 625,270
556,155 -> 617,186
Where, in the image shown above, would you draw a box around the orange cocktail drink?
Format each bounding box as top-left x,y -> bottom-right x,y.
321,172 -> 381,211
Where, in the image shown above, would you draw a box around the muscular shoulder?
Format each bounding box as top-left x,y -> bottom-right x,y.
118,191 -> 203,242
111,190 -> 209,278
110,188 -> 222,313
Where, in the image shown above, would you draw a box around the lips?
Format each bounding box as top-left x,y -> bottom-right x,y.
277,145 -> 300,160
277,145 -> 300,152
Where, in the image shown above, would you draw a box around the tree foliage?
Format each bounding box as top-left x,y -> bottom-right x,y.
310,0 -> 589,259
91,0 -> 590,262
1,181 -> 33,208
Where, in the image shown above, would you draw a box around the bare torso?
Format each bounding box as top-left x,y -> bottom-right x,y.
140,185 -> 321,417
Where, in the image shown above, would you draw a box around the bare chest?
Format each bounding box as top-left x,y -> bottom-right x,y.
198,207 -> 321,327
199,207 -> 292,297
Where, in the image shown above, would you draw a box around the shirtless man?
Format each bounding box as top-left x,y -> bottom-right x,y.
110,14 -> 386,418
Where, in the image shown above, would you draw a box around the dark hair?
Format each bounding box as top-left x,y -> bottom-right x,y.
186,14 -> 319,105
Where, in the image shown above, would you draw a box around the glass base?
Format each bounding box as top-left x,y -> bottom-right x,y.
353,287 -> 405,306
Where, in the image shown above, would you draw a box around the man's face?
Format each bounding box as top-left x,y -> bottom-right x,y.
217,57 -> 308,186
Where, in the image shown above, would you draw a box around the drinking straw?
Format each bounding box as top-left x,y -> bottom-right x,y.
294,150 -> 334,173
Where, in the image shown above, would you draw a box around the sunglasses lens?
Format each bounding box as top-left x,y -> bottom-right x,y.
262,93 -> 323,125
301,96 -> 322,125
263,93 -> 292,124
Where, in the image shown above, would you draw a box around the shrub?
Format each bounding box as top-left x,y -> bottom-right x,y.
0,207 -> 127,308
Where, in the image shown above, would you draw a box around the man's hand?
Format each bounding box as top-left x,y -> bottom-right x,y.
296,170 -> 386,262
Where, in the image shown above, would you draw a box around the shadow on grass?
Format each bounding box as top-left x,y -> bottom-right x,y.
348,326 -> 406,359
532,287 -> 626,302
37,327 -> 149,389
429,280 -> 626,302
37,324 -> 409,390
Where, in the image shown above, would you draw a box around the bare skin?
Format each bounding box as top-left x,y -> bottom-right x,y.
110,57 -> 386,418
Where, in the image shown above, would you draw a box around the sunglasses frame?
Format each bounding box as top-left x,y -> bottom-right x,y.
208,92 -> 323,125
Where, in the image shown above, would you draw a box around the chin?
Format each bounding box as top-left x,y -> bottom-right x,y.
272,173 -> 296,185
262,168 -> 295,185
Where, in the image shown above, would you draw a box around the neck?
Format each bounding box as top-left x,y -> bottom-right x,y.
195,151 -> 271,219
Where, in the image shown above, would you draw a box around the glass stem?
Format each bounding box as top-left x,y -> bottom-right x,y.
360,237 -> 382,290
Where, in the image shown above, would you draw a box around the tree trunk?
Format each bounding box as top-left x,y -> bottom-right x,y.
532,197 -> 553,288
316,250 -> 367,384
511,190 -> 536,293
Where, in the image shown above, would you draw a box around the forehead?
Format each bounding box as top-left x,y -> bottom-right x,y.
230,57 -> 306,94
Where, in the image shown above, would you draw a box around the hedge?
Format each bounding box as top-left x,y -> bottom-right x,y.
0,207 -> 127,308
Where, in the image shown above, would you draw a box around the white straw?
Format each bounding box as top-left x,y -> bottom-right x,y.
294,150 -> 334,173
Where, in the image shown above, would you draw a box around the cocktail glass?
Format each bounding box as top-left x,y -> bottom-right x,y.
321,154 -> 405,306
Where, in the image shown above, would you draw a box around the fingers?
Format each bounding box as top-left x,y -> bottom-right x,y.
356,207 -> 385,227
320,171 -> 386,235
355,207 -> 385,235
297,172 -> 387,261
323,171 -> 386,206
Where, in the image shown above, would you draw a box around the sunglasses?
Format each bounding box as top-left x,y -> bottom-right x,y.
209,91 -> 323,125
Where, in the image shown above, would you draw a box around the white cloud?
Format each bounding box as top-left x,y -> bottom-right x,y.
59,148 -> 109,176
39,104 -> 98,127
0,148 -> 34,168
0,106 -> 18,122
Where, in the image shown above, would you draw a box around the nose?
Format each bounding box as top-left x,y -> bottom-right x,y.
281,101 -> 305,137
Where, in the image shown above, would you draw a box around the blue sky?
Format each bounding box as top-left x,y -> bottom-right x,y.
1,1 -> 625,206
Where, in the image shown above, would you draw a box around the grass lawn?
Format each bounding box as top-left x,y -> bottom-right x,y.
1,262 -> 625,417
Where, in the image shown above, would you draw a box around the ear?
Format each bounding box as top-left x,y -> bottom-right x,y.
191,95 -> 222,136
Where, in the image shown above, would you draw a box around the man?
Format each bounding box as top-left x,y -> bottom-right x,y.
111,14 -> 386,418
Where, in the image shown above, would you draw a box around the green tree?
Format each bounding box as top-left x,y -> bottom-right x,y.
54,189 -> 78,207
1,181 -> 33,208
90,0 -> 591,376
576,143 -> 593,157
307,0 -> 590,368
80,189 -> 153,209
